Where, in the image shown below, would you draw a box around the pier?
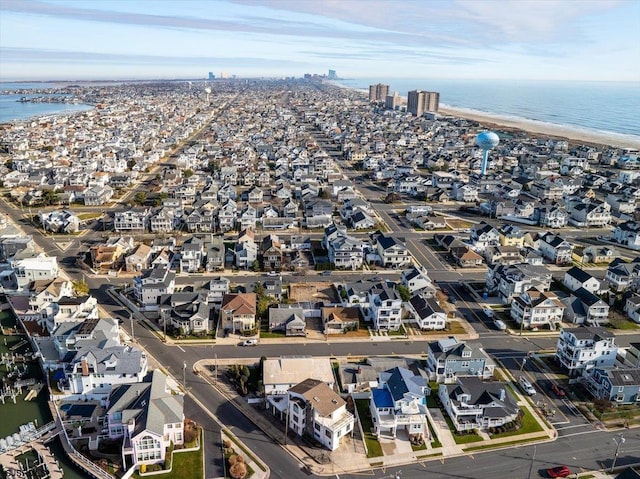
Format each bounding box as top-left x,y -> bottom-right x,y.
0,422 -> 62,479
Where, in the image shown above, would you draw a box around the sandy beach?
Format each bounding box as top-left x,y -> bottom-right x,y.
439,105 -> 640,150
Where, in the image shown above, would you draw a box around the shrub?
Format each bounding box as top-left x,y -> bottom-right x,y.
229,454 -> 244,466
230,462 -> 247,479
223,439 -> 232,449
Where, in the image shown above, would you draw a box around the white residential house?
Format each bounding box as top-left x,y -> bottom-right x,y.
374,235 -> 411,268
536,232 -> 574,265
438,377 -> 519,432
132,265 -> 176,312
401,266 -> 436,297
405,295 -> 446,330
104,370 -> 184,471
283,378 -> 354,451
555,327 -> 617,376
612,221 -> 640,250
114,208 -> 149,232
59,344 -> 148,401
563,266 -> 602,294
84,185 -> 114,206
510,289 -> 565,330
366,284 -> 403,331
262,357 -> 335,396
369,367 -> 429,440
10,254 -> 59,288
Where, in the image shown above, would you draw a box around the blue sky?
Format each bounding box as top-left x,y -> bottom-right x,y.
1,0 -> 639,81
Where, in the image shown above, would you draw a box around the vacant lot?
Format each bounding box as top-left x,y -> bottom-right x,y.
289,282 -> 340,303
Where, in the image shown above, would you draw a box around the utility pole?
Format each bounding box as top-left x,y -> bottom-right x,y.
214,353 -> 218,384
283,400 -> 289,445
526,445 -> 536,479
611,434 -> 625,472
183,361 -> 187,390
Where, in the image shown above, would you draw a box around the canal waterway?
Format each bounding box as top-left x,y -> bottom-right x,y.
0,310 -> 87,479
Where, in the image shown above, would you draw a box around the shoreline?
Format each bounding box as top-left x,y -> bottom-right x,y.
439,105 -> 640,150
327,80 -> 640,150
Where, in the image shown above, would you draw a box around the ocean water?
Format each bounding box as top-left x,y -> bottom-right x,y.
0,82 -> 93,124
339,78 -> 640,140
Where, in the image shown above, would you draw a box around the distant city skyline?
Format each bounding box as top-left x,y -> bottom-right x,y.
1,0 -> 639,82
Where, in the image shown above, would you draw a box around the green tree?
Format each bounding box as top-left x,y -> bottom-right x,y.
183,169 -> 194,178
42,190 -> 58,206
133,192 -> 147,205
72,280 -> 90,296
396,285 -> 411,302
251,260 -> 260,272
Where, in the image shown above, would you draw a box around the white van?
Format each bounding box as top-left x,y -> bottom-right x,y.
493,319 -> 507,331
518,376 -> 536,396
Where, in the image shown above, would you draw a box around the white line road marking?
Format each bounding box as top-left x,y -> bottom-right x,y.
176,345 -> 185,352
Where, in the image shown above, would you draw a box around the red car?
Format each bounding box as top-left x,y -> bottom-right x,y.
550,383 -> 566,397
547,465 -> 571,478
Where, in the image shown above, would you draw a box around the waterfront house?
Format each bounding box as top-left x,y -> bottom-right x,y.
104,370 -> 184,471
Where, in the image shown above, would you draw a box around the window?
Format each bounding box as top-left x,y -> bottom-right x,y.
325,430 -> 331,438
314,423 -> 321,431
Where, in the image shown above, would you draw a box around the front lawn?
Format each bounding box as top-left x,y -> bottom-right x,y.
490,408 -> 543,439
441,414 -> 482,444
355,399 -> 383,458
133,432 -> 202,479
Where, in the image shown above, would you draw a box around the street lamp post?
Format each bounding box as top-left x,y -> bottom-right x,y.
183,361 -> 187,390
129,313 -> 135,342
611,434 -> 625,472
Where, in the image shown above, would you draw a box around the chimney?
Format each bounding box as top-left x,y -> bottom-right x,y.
81,358 -> 89,377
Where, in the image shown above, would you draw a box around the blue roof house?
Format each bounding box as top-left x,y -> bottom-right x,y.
368,367 -> 430,442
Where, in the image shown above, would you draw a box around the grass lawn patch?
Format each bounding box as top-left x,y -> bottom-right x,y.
427,419 -> 441,448
445,321 -> 467,335
490,408 -> 543,439
77,212 -> 103,221
355,399 -> 383,458
607,317 -> 640,331
132,432 -> 203,479
441,414 -> 482,444
387,324 -> 406,336
411,442 -> 427,452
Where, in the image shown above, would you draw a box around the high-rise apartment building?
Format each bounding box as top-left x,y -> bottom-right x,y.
407,90 -> 426,116
208,72 -> 215,80
369,83 -> 390,102
385,91 -> 401,110
426,91 -> 440,112
407,90 -> 440,116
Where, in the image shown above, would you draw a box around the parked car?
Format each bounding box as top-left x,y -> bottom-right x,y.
320,270 -> 332,276
241,339 -> 258,346
267,271 -> 280,277
546,465 -> 571,478
550,383 -> 566,397
482,308 -> 494,318
493,319 -> 507,331
518,376 -> 536,396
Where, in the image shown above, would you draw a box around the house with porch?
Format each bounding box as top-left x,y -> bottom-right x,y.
426,337 -> 495,383
369,367 -> 430,441
104,370 -> 184,471
438,377 -> 519,432
219,293 -> 257,335
555,327 -> 618,377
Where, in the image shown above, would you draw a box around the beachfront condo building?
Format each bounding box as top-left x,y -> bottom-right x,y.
369,83 -> 390,102
408,90 -> 440,116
